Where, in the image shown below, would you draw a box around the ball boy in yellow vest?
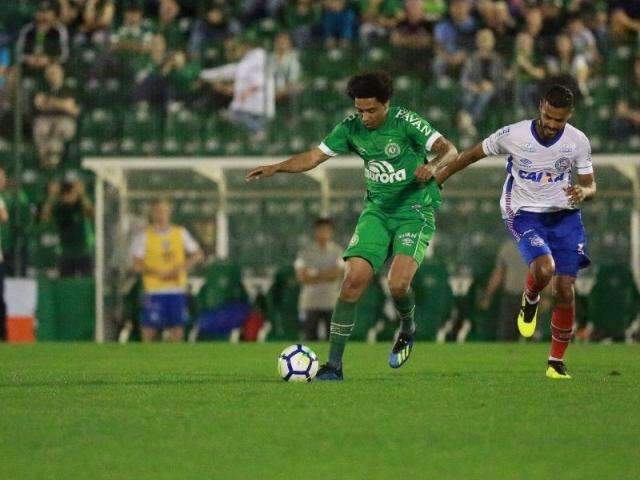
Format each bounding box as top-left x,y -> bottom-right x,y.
131,199 -> 204,342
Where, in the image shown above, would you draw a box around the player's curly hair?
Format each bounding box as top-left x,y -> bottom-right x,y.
543,84 -> 574,109
346,71 -> 393,103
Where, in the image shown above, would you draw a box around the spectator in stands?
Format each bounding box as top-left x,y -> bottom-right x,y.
294,218 -> 344,341
390,0 -> 433,71
433,0 -> 477,81
0,168 -> 8,342
545,33 -> 590,99
566,13 -> 599,67
610,1 -> 640,44
458,29 -> 505,137
359,0 -> 405,46
482,1 -> 517,58
522,6 -> 543,56
17,1 -> 70,77
57,0 -> 115,41
538,0 -> 567,57
511,32 -> 545,114
321,0 -> 357,49
611,56 -> 640,142
422,0 -> 446,22
106,2 -> 154,81
200,32 -> 275,142
188,1 -> 236,58
477,239 -> 529,341
158,0 -> 187,52
273,32 -> 302,105
131,199 -> 203,342
0,31 -> 12,133
282,0 -> 320,48
41,179 -> 94,277
33,63 -> 80,169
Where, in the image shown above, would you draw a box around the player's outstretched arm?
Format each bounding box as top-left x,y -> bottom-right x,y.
245,148 -> 331,182
434,142 -> 487,185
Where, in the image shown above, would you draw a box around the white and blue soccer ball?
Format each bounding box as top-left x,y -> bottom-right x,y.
277,344 -> 319,382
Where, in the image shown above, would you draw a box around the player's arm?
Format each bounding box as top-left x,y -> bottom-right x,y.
565,173 -> 596,204
415,136 -> 458,183
432,142 -> 487,185
245,148 -> 331,182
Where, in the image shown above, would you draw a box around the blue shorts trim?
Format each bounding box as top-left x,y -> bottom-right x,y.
141,293 -> 189,329
506,209 -> 591,277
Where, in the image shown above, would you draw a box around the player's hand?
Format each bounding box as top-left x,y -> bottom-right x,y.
564,185 -> 586,205
414,164 -> 435,183
245,164 -> 279,182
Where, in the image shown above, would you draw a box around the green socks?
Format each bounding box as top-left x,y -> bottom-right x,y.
328,300 -> 357,368
393,288 -> 416,334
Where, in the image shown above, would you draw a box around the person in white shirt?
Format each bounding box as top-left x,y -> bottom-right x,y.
200,31 -> 275,141
431,85 -> 597,380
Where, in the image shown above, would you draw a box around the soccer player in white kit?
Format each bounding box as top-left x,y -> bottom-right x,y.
428,85 -> 597,379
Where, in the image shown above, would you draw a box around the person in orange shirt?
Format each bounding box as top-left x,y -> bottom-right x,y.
131,199 -> 204,342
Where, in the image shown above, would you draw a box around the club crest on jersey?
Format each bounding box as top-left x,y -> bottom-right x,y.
365,160 -> 406,184
530,235 -> 545,247
349,234 -> 359,247
555,157 -> 571,173
384,142 -> 400,158
520,157 -> 533,166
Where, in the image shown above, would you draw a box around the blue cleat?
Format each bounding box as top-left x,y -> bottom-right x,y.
315,363 -> 343,381
389,332 -> 414,369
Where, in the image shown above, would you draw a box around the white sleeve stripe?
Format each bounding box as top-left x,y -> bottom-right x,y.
481,138 -> 492,156
425,132 -> 442,151
318,142 -> 338,157
577,166 -> 593,174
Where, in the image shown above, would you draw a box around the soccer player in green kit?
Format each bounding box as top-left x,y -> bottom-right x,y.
246,72 -> 457,380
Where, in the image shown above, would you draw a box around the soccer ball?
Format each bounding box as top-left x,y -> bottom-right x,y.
277,344 -> 319,382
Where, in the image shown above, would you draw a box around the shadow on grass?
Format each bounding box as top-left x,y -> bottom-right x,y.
0,375 -> 282,389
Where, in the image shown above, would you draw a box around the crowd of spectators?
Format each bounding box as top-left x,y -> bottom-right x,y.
0,0 -> 638,279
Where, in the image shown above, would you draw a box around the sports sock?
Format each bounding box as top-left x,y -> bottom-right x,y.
393,288 -> 416,334
549,304 -> 574,361
328,299 -> 357,368
525,271 -> 545,302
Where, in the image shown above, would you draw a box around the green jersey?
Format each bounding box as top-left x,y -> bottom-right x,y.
319,106 -> 442,211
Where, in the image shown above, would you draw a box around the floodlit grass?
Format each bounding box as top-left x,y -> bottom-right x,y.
0,342 -> 637,479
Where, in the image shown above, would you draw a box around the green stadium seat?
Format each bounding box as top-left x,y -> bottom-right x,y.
163,105 -> 202,155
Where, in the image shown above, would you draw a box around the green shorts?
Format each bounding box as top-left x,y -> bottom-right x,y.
343,203 -> 436,273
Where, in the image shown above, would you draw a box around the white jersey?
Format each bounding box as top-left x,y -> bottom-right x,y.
482,119 -> 593,219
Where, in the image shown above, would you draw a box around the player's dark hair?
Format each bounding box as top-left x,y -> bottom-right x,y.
313,218 -> 334,229
543,84 -> 574,110
346,71 -> 393,103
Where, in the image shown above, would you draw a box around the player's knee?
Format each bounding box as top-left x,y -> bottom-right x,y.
340,274 -> 367,302
553,285 -> 574,306
388,278 -> 411,299
533,258 -> 555,282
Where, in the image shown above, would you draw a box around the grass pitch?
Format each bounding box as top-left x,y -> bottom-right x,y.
0,342 -> 638,480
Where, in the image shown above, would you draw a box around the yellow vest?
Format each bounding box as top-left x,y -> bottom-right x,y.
142,226 -> 187,292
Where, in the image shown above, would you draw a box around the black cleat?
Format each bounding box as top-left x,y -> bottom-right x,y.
315,363 -> 344,381
517,293 -> 539,338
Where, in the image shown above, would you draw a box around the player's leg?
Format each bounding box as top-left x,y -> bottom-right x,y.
317,207 -> 391,380
509,212 -> 555,337
387,254 -> 420,368
319,257 -> 374,377
140,294 -> 162,342
162,293 -> 189,343
386,207 -> 435,368
545,274 -> 575,379
165,325 -> 185,342
544,211 -> 590,379
141,326 -> 159,342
